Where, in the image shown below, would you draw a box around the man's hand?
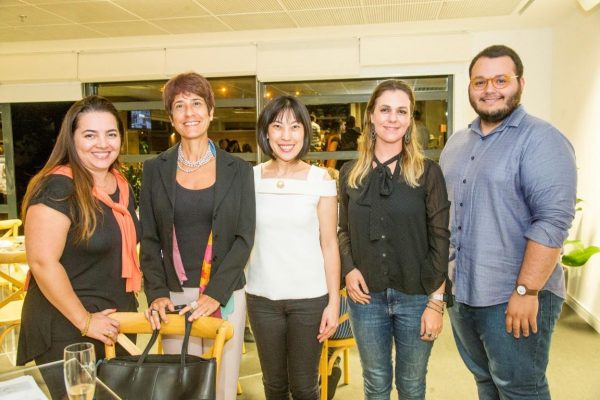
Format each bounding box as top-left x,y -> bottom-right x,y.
505,292 -> 539,338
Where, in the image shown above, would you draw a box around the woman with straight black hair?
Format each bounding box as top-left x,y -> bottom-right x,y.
246,95 -> 340,400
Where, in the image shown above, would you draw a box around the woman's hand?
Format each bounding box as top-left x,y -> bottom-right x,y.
82,309 -> 120,346
345,268 -> 371,304
420,301 -> 444,342
179,294 -> 220,322
317,303 -> 339,343
145,297 -> 175,330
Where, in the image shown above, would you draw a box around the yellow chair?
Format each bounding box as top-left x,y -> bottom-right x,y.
0,219 -> 22,239
0,299 -> 23,354
319,289 -> 355,400
104,312 -> 233,379
0,251 -> 27,309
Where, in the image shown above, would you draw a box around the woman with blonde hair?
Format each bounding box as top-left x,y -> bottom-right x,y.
338,79 -> 451,399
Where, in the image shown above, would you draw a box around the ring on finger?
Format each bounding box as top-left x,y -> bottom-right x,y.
151,309 -> 158,315
190,300 -> 199,311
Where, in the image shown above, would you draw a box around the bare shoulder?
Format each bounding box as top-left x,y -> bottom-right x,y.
312,165 -> 336,181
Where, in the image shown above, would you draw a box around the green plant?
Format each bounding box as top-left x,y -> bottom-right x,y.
122,163 -> 143,205
561,199 -> 600,267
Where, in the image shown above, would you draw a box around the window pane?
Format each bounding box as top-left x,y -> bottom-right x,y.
263,76 -> 450,167
96,77 -> 258,158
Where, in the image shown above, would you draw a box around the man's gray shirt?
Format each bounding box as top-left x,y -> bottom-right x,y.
440,105 -> 577,307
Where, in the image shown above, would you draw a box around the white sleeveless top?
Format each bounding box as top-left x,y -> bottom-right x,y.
245,164 -> 337,300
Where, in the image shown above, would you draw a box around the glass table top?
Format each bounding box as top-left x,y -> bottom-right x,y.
0,354 -> 122,400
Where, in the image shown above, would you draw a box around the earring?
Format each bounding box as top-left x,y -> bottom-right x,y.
370,125 -> 376,141
404,127 -> 411,145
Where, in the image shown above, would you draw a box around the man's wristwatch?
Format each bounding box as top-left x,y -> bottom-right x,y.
428,293 -> 448,302
515,283 -> 539,296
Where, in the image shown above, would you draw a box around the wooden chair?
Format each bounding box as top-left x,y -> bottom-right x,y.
0,299 -> 23,354
0,219 -> 22,239
319,289 -> 355,400
0,251 -> 27,309
104,312 -> 234,379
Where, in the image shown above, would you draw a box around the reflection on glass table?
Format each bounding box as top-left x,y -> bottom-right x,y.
0,354 -> 122,400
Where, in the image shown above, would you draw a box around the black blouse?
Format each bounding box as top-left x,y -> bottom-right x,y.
174,182 -> 214,287
338,158 -> 451,297
17,175 -> 139,365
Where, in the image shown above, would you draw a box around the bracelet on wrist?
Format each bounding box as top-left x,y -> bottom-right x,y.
427,300 -> 445,310
426,304 -> 444,315
80,312 -> 92,337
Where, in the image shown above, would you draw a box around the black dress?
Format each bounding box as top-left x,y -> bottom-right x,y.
17,175 -> 140,366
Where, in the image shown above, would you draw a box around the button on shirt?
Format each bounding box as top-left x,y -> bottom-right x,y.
440,105 -> 577,307
338,159 -> 450,296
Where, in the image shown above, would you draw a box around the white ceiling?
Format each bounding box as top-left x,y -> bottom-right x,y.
0,0 -> 565,43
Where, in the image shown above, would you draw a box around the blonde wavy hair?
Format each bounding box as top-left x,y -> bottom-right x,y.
347,79 -> 424,189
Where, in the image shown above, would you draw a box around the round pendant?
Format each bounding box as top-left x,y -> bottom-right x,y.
276,180 -> 285,189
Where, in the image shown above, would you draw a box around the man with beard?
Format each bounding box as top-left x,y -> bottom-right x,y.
440,45 -> 577,399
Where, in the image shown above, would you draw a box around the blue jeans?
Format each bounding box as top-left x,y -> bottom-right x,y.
348,289 -> 433,400
449,291 -> 563,400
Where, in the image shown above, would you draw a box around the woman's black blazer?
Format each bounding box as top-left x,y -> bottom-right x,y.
139,144 -> 255,306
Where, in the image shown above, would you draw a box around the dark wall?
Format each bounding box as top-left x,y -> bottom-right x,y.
11,102 -> 72,212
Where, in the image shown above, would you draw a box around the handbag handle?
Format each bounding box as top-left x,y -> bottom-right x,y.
136,309 -> 193,367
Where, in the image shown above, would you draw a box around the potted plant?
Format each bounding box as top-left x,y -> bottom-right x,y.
562,199 -> 600,267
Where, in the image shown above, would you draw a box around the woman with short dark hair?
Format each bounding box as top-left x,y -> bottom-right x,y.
246,95 -> 340,400
140,71 -> 255,400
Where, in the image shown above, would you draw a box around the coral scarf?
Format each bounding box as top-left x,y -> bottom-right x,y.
53,165 -> 141,292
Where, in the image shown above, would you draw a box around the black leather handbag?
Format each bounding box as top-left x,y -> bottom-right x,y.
96,312 -> 217,400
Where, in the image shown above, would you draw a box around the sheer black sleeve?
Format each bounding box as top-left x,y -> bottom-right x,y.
337,162 -> 356,279
419,160 -> 452,303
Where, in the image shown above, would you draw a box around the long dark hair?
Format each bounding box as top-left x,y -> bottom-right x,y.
21,96 -> 123,242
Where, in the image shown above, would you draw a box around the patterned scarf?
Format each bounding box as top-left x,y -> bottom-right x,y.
172,229 -> 220,318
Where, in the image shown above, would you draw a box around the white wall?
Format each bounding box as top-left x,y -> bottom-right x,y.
552,6 -> 600,333
2,4 -> 597,328
0,21 -> 555,131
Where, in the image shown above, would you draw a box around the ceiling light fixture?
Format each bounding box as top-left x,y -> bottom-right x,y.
577,0 -> 600,11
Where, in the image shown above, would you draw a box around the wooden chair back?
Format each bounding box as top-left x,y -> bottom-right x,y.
0,299 -> 23,350
0,219 -> 22,239
0,246 -> 27,309
319,289 -> 356,400
104,312 -> 234,378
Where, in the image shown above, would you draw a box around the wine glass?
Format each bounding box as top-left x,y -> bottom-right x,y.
63,342 -> 96,400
